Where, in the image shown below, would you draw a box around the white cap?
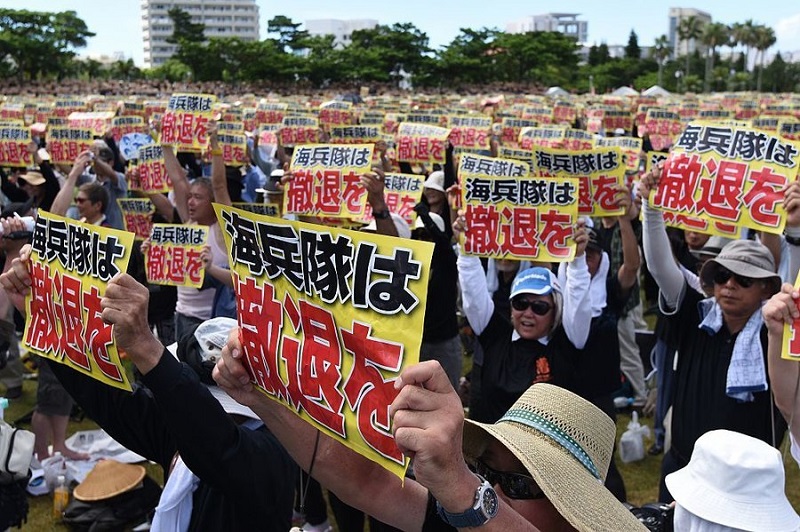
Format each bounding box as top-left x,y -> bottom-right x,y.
423,171 -> 445,193
362,212 -> 411,239
413,212 -> 445,233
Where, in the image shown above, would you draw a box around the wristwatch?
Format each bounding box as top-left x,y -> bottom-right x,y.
436,474 -> 499,528
373,208 -> 391,220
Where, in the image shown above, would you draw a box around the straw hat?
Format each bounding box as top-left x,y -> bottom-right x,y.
462,383 -> 646,532
73,460 -> 146,502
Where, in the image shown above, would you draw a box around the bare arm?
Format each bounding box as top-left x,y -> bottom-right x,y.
162,144 -> 190,223
208,121 -> 232,207
50,151 -> 91,217
616,185 -> 641,292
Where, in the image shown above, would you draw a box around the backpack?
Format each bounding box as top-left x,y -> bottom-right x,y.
62,474 -> 162,531
0,420 -> 34,482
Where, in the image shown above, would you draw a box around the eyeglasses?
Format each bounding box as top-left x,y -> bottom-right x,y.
470,459 -> 545,500
712,267 -> 756,288
74,197 -> 89,204
510,298 -> 553,315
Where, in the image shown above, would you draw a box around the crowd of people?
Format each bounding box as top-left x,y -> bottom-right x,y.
0,87 -> 799,532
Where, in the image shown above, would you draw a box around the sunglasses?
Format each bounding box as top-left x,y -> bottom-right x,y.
712,267 -> 756,289
510,298 -> 553,315
470,459 -> 545,500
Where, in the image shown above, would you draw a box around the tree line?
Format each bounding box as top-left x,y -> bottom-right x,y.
2,8 -> 799,94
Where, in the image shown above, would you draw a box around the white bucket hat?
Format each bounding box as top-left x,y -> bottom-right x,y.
666,429 -> 800,532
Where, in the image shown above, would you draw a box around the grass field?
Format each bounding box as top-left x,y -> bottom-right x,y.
5,373 -> 800,530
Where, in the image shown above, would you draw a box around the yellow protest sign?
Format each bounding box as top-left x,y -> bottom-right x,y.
459,153 -> 578,261
279,116 -> 320,147
651,121 -> 800,236
362,172 -> 424,224
216,125 -> 247,166
284,144 -> 374,218
214,204 -> 433,479
497,146 -> 534,168
563,129 -> 595,151
779,121 -> 800,142
500,117 -> 538,145
447,115 -> 491,151
118,198 -> 155,240
145,224 -> 208,288
161,93 -> 217,151
256,101 -> 287,126
396,123 -> 450,165
0,123 -> 31,166
231,202 -> 281,217
329,126 -> 383,145
594,136 -> 643,172
47,126 -> 93,165
111,116 -> 145,142
319,100 -> 355,126
68,112 -> 114,137
136,144 -> 171,193
533,147 -> 626,217
644,109 -> 683,151
519,126 -> 567,150
24,211 -> 134,391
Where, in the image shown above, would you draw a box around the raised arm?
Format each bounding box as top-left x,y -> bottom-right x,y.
208,121 -> 232,207
639,165 -> 685,311
615,185 -> 641,294
454,210 -> 494,335
162,144 -> 190,223
561,221 -> 592,349
50,151 -> 90,217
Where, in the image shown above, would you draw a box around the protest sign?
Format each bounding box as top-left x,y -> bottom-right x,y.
118,198 -> 155,240
231,202 -> 281,217
644,109 -> 683,151
319,101 -> 355,126
735,100 -> 760,120
160,93 -> 217,151
396,123 -> 449,165
595,136 -> 642,172
500,117 -> 538,145
779,121 -> 800,142
751,116 -> 781,132
135,144 -> 171,193
47,126 -> 93,165
553,101 -> 577,124
651,122 -> 799,236
214,203 -> 433,479
459,153 -> 578,261
0,123 -> 31,166
497,146 -> 535,168
279,116 -> 320,147
447,115 -> 491,150
522,106 -> 553,124
362,173 -> 424,224
534,147 -> 626,217
216,124 -> 248,166
120,101 -> 145,117
68,112 -> 115,137
256,101 -> 287,126
329,126 -> 383,145
53,99 -> 87,118
284,144 -> 374,218
0,103 -> 24,122
111,116 -> 145,142
519,126 -> 567,150
24,211 -> 134,391
563,128 -> 595,151
145,224 -> 208,288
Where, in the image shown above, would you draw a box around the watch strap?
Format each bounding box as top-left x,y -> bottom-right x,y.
435,475 -> 498,528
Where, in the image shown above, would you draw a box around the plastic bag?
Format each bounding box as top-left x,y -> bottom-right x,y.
41,452 -> 71,492
618,411 -> 651,463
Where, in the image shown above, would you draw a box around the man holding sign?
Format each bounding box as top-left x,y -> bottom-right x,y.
0,247 -> 297,530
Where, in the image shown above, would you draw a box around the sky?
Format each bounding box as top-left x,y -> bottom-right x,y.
5,0 -> 800,66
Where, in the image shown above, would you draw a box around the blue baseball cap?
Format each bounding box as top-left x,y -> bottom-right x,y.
509,267 -> 560,299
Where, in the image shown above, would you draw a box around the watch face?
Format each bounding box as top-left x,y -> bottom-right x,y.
481,486 -> 499,517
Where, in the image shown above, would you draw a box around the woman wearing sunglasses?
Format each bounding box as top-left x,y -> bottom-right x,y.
452,213 -> 593,424
638,165 -> 787,503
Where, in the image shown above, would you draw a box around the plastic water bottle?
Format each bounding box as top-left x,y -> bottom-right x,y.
53,475 -> 69,519
0,397 -> 8,421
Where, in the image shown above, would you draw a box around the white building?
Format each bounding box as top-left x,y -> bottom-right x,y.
668,7 -> 712,58
506,13 -> 588,44
141,0 -> 259,68
305,19 -> 379,49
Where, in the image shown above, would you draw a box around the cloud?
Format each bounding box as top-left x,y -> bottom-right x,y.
775,13 -> 800,55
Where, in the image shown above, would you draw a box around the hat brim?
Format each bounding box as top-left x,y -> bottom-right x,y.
700,258 -> 781,294
509,286 -> 554,299
666,467 -> 800,531
73,461 -> 146,502
423,184 -> 445,193
19,175 -> 46,186
462,420 -> 646,532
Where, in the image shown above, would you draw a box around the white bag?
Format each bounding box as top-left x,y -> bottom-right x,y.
618,411 -> 651,463
0,419 -> 34,481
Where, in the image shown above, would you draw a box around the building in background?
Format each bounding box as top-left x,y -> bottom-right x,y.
668,7 -> 712,58
305,19 -> 379,49
506,13 -> 589,44
141,0 -> 259,68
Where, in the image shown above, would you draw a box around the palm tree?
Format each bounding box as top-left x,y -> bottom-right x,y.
677,16 -> 704,80
734,19 -> 757,72
702,22 -> 729,92
652,34 -> 671,87
753,25 -> 776,91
